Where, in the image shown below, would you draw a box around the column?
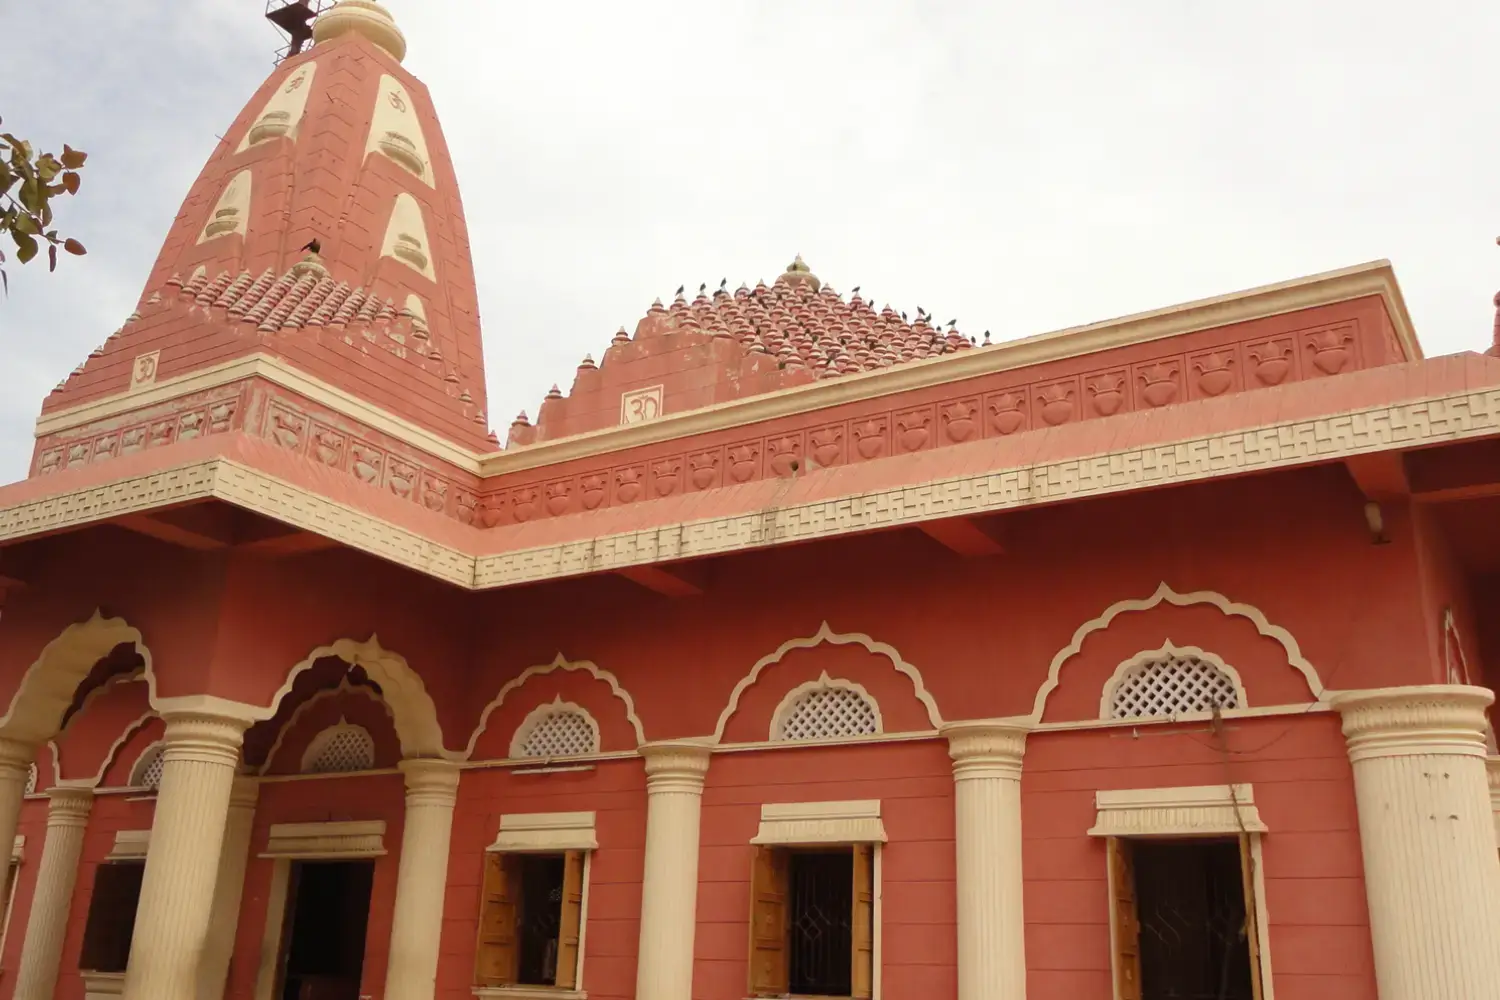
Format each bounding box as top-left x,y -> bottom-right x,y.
634,740 -> 711,1000
11,785 -> 93,1000
1330,685 -> 1500,1000
122,710 -> 251,1000
942,720 -> 1031,1000
382,758 -> 462,1000
0,738 -> 34,876
196,775 -> 259,1000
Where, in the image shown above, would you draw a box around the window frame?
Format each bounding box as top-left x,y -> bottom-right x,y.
0,836 -> 23,970
1090,784 -> 1273,1000
78,859 -> 147,975
473,850 -> 591,996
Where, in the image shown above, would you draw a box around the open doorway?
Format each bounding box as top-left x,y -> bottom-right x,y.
276,860 -> 375,1000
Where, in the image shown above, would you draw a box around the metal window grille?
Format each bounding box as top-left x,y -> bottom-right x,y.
518,711 -> 598,759
1110,654 -> 1239,720
778,686 -> 879,741
788,851 -> 853,995
304,724 -> 376,773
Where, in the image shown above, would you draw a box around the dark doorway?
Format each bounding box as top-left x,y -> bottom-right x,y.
787,849 -> 854,997
1133,839 -> 1256,1000
278,860 -> 375,1000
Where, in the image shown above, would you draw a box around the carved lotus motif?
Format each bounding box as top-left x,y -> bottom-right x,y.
513,488 -> 538,521
1248,342 -> 1292,386
67,443 -> 89,464
314,430 -> 343,466
121,428 -> 146,453
580,474 -> 607,509
179,411 -> 204,440
93,437 -> 117,461
422,480 -> 448,512
38,450 -> 62,474
352,446 -> 382,484
1193,352 -> 1235,396
1036,385 -> 1074,426
1138,363 -> 1180,408
987,393 -> 1025,435
149,421 -> 174,447
941,401 -> 977,442
270,411 -> 303,450
688,453 -> 719,490
809,428 -> 843,467
853,420 -> 885,460
545,481 -> 572,516
653,461 -> 681,496
728,445 -> 758,483
1308,328 -> 1351,375
209,402 -> 235,434
456,493 -> 477,525
616,467 -> 644,502
767,438 -> 800,477
1086,375 -> 1125,417
387,464 -> 416,500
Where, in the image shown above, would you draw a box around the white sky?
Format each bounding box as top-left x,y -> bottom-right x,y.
1,2 -> 1496,481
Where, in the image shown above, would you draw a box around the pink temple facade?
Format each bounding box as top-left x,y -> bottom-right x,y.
1,4 -> 1499,1000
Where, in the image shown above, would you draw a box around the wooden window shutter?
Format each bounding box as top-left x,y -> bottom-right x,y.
1239,834 -> 1265,1000
747,846 -> 789,997
474,853 -> 522,987
851,843 -> 875,999
554,850 -> 586,989
1107,837 -> 1142,1000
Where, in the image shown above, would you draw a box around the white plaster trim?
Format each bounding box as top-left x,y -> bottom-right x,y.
508,697 -> 601,760
488,811 -> 598,852
127,741 -> 164,791
1033,582 -> 1325,722
1088,784 -> 1268,837
258,820 -> 387,859
252,860 -> 292,1000
472,989 -> 585,1000
106,829 -> 150,861
1098,642 -> 1248,721
299,718 -> 376,773
464,655 -> 646,758
768,673 -> 883,742
751,799 -> 888,845
84,708 -> 156,788
10,835 -> 22,861
1443,608 -> 1475,688
259,678 -> 390,775
80,970 -> 125,999
0,612 -> 157,745
271,636 -> 454,760
714,622 -> 942,742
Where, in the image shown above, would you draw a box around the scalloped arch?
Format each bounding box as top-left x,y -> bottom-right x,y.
713,623 -> 943,742
1031,582 -> 1326,722
464,656 -> 645,758
268,636 -> 452,760
260,679 -> 392,775
1098,642 -> 1248,721
0,612 -> 156,745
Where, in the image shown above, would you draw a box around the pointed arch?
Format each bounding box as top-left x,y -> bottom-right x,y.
1031,582 -> 1326,722
464,655 -> 645,758
259,679 -> 392,775
269,636 -> 453,760
713,623 -> 943,742
0,612 -> 155,745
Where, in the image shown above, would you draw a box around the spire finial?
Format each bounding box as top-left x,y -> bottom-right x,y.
777,253 -> 821,292
312,1 -> 407,62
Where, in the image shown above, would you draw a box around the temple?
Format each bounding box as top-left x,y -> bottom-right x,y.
1,3 -> 1499,999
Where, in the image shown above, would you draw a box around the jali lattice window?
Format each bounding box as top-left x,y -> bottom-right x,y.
23,763 -> 35,796
302,723 -> 377,774
777,685 -> 880,742
515,709 -> 599,760
1109,653 -> 1240,720
131,744 -> 166,791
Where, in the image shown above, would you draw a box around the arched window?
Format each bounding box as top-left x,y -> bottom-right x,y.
1107,651 -> 1241,720
301,722 -> 377,774
512,702 -> 600,760
774,680 -> 881,741
130,743 -> 166,791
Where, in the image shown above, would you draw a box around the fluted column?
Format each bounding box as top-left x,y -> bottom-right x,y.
12,785 -> 93,1000
942,720 -> 1030,1000
383,758 -> 462,1000
196,775 -> 259,1000
1330,685 -> 1500,1000
1488,756 -> 1500,850
0,737 -> 35,875
122,710 -> 250,1000
634,740 -> 712,1000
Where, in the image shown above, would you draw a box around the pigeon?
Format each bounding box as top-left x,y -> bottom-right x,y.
675,285 -> 685,297
300,238 -> 321,254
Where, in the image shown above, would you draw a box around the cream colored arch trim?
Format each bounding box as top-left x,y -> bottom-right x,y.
463,655 -> 646,759
270,635 -> 454,760
769,673 -> 884,742
128,741 -> 166,790
713,622 -> 942,743
300,719 -> 376,773
509,697 -> 601,760
78,709 -> 156,787
259,678 -> 390,776
1098,643 -> 1248,721
0,611 -> 154,745
1032,582 -> 1325,722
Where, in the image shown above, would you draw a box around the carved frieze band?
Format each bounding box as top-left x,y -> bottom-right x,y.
2,387 -> 1497,592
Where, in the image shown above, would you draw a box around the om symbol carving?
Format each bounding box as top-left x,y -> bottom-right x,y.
388,90 -> 407,112
283,74 -> 306,93
619,385 -> 664,426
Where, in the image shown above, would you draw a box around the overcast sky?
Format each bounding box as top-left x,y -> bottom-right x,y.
1,2 -> 1496,481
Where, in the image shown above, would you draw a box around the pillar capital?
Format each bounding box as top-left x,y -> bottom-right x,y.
0,736 -> 35,773
398,757 -> 461,805
1329,685 -> 1494,761
942,719 -> 1031,781
159,710 -> 251,769
640,740 -> 712,791
43,784 -> 93,827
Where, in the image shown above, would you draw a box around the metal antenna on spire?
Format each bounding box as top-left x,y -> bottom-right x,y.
265,0 -> 334,65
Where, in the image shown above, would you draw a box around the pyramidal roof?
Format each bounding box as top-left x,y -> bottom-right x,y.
42,0 -> 491,449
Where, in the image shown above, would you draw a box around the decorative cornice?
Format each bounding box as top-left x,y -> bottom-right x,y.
941,719 -> 1031,781
259,820 -> 388,859
106,828 -> 150,860
489,811 -> 598,852
159,711 -> 253,767
751,799 -> 887,846
1088,784 -> 1268,837
639,740 -> 712,792
34,262 -> 1417,480
1329,685 -> 1495,761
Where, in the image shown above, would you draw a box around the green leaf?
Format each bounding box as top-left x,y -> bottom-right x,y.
14,232 -> 38,264
17,178 -> 41,214
11,212 -> 36,236
63,238 -> 86,256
